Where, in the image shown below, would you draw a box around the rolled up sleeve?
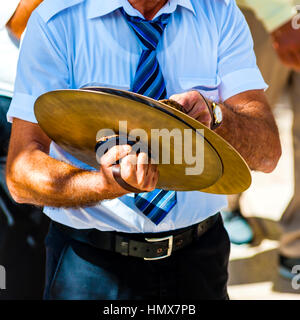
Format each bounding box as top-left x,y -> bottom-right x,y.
217,0 -> 268,102
7,11 -> 70,123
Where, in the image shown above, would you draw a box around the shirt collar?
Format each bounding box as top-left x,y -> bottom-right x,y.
86,0 -> 196,19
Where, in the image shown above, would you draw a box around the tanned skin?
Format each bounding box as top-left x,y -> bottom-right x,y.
6,1 -> 282,208
6,89 -> 281,207
271,19 -> 300,72
170,90 -> 281,173
128,0 -> 168,20
6,120 -> 158,207
6,0 -> 43,40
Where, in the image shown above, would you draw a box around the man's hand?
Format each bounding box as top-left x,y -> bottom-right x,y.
99,145 -> 159,194
169,91 -> 212,127
170,89 -> 281,173
271,19 -> 300,72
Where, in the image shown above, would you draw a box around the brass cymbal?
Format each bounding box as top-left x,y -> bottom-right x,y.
34,87 -> 251,194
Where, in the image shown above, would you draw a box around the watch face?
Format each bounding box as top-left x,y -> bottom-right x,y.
213,103 -> 222,124
215,105 -> 222,123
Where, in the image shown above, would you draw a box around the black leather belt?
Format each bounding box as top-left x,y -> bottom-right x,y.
53,213 -> 220,260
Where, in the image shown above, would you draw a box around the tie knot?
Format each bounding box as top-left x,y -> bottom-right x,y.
121,8 -> 170,50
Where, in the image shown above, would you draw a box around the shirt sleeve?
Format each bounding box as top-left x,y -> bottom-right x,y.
236,0 -> 296,32
7,10 -> 70,123
217,0 -> 268,101
0,1 -> 20,29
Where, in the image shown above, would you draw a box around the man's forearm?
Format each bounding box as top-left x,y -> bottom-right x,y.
6,142 -> 114,207
214,92 -> 281,173
169,89 -> 281,173
7,118 -> 158,208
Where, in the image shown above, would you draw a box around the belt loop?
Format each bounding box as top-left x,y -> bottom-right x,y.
196,222 -> 205,238
115,235 -> 129,256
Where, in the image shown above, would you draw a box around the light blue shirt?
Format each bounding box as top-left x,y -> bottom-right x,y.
7,0 -> 267,233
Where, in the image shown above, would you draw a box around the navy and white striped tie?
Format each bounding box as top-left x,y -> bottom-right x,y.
122,9 -> 177,225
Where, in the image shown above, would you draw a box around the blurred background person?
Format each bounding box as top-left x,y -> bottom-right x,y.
0,0 -> 48,299
224,0 -> 300,278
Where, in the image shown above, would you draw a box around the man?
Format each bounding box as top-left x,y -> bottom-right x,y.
0,0 -> 49,299
5,0 -> 281,300
228,0 -> 300,279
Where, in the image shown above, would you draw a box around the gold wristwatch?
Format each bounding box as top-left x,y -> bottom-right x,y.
210,101 -> 223,130
198,92 -> 223,130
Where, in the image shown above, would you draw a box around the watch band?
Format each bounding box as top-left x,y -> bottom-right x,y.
197,92 -> 222,130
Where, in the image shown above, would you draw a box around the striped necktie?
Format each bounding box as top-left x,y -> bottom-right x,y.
122,9 -> 177,225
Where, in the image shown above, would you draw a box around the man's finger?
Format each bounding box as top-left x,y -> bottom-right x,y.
187,102 -> 206,119
169,92 -> 196,112
136,152 -> 149,185
100,145 -> 132,167
120,153 -> 138,184
144,165 -> 159,190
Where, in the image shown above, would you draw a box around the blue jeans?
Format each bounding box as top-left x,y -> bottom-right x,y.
44,217 -> 230,300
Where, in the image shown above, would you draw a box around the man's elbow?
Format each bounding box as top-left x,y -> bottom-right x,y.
5,156 -> 30,204
6,170 -> 26,204
257,140 -> 282,174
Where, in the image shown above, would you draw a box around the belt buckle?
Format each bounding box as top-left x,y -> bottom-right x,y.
144,235 -> 173,260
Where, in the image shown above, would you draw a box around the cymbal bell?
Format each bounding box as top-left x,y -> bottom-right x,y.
34,87 -> 251,194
